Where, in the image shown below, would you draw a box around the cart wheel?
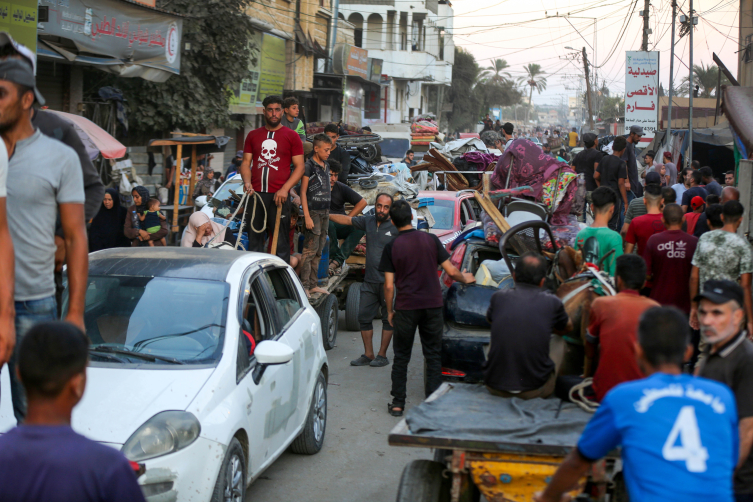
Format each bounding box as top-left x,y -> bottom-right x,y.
315,293 -> 338,351
345,283 -> 361,332
396,460 -> 450,502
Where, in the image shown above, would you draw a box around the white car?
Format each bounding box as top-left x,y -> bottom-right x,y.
0,247 -> 329,502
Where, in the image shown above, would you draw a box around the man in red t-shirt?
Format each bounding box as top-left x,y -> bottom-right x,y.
239,95 -> 305,263
643,203 -> 698,313
588,254 -> 659,401
624,183 -> 664,255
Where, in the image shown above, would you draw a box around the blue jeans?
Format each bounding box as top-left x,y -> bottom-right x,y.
7,296 -> 57,422
618,190 -> 637,229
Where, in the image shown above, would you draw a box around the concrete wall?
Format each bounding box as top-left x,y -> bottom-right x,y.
740,0 -> 753,86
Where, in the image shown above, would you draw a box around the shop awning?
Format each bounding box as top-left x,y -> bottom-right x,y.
722,85 -> 753,157
37,0 -> 183,82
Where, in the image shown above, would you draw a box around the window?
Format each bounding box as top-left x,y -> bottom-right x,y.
259,268 -> 303,334
237,277 -> 271,379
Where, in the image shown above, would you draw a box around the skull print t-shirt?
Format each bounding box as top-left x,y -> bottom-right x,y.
243,126 -> 304,193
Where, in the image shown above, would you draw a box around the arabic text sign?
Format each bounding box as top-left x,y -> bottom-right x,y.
0,0 -> 37,58
624,51 -> 660,143
257,33 -> 286,103
40,0 -> 182,74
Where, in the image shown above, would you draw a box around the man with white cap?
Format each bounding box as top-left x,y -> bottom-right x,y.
0,56 -> 88,422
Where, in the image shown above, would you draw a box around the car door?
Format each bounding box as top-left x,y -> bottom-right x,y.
234,265 -> 298,475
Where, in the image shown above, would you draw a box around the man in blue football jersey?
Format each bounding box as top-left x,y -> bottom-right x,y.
536,306 -> 738,502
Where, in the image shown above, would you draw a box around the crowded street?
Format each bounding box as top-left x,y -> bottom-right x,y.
1,0 -> 753,502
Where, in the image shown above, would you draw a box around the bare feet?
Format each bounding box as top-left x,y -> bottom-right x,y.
310,287 -> 328,295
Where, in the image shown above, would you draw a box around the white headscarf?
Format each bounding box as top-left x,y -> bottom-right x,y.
181,211 -> 225,247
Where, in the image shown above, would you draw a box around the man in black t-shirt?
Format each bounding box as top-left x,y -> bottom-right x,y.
325,123 -> 352,183
378,200 -> 475,417
327,160 -> 367,273
595,136 -> 628,231
571,133 -> 604,192
681,170 -> 709,213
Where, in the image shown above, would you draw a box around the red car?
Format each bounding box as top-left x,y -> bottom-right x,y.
420,190 -> 481,248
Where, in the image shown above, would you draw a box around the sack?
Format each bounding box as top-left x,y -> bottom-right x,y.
481,211 -> 502,245
158,187 -> 168,204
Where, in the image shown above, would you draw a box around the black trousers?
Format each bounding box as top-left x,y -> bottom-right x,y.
391,307 -> 443,407
245,192 -> 291,263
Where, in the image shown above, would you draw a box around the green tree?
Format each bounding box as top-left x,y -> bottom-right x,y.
518,64 -> 547,125
446,47 -> 484,132
481,59 -> 511,84
115,0 -> 256,138
678,63 -> 730,98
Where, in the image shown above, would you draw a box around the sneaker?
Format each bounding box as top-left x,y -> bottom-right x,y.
369,355 -> 389,367
350,354 -> 373,366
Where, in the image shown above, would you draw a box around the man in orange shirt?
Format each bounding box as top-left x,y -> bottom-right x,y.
587,254 -> 660,401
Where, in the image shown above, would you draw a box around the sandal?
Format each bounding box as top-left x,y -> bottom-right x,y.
388,402 -> 404,417
328,260 -> 341,276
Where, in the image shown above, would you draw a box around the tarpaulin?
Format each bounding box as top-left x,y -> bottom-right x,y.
723,86 -> 753,158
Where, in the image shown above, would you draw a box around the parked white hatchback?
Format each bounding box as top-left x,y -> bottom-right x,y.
0,247 -> 329,502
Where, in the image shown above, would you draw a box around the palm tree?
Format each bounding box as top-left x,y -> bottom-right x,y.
518,63 -> 547,125
678,63 -> 730,98
482,59 -> 511,83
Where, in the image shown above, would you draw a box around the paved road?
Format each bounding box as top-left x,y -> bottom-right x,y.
246,316 -> 433,502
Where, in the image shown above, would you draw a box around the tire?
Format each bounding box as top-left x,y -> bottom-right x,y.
210,438 -> 246,502
345,283 -> 361,332
315,294 -> 338,350
291,370 -> 327,454
396,460 -> 451,502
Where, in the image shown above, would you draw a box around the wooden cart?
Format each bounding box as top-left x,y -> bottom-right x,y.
388,383 -> 624,502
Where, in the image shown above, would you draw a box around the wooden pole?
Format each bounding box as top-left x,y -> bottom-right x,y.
188,145 -> 198,201
482,172 -> 491,197
171,144 -> 182,233
270,205 -> 283,256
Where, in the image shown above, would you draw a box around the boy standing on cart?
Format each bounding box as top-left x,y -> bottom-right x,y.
239,95 -> 305,263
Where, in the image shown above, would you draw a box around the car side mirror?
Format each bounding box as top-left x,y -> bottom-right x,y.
252,341 -> 294,385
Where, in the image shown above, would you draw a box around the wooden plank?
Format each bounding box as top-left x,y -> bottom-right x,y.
150,139 -> 216,146
482,172 -> 491,197
171,143 -> 183,233
346,255 -> 366,265
473,191 -> 510,233
187,145 -> 198,201
309,264 -> 351,306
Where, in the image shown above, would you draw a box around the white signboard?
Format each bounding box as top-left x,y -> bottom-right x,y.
624,51 -> 660,145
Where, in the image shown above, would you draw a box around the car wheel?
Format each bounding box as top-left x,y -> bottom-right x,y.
395,460 -> 451,502
210,438 -> 246,502
315,293 -> 338,350
290,370 -> 327,455
345,283 -> 361,332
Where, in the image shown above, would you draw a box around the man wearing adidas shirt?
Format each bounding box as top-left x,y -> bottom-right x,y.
240,95 -> 305,263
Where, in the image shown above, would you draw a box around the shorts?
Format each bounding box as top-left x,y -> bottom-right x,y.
358,281 -> 392,331
146,226 -> 161,234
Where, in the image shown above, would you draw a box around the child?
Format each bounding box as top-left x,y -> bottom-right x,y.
138,198 -> 167,247
575,186 -> 624,276
281,96 -> 306,143
300,133 -> 333,297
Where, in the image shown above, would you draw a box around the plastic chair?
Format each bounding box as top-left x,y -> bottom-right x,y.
498,220 -> 559,278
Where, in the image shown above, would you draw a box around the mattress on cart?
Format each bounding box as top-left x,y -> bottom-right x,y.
406,383 -> 592,448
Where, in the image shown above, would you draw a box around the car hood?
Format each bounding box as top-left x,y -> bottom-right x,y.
72,366 -> 215,444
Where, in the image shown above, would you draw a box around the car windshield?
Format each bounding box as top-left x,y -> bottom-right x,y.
428,199 -> 455,230
209,180 -> 243,208
379,138 -> 411,160
68,276 -> 229,366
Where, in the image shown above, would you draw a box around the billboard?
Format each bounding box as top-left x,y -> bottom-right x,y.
229,31 -> 262,114
256,33 -> 286,103
624,51 -> 660,144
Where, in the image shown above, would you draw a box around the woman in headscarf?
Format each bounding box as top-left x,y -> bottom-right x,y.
124,186 -> 168,246
181,211 -> 226,247
194,169 -> 216,199
88,188 -> 129,252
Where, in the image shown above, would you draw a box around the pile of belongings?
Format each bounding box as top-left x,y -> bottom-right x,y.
429,137 -> 488,159
410,114 -> 439,146
410,148 -> 501,191
491,138 -> 580,226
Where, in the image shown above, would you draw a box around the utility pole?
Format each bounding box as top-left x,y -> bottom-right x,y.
687,0 -> 694,168
667,0 -> 676,148
641,0 -> 651,51
582,47 -> 595,132
326,0 -> 341,73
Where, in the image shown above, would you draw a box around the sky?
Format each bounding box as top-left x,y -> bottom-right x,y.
450,0 -> 740,107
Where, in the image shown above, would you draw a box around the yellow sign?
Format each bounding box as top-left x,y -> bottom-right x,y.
0,1 -> 37,57
257,33 -> 286,103
229,31 -> 263,114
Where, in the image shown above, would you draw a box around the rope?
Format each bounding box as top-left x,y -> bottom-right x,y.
569,378 -> 599,413
203,191 -> 268,250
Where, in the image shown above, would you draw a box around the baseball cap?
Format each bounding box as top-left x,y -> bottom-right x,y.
235,150 -> 243,158
582,132 -> 597,144
691,195 -> 705,210
694,279 -> 744,306
663,151 -> 673,160
645,171 -> 662,185
0,59 -> 44,105
502,122 -> 514,135
0,32 -> 36,73
629,125 -> 644,136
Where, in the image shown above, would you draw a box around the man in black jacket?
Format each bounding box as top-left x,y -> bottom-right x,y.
324,123 -> 351,183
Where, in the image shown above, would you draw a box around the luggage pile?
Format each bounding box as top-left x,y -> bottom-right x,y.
410,117 -> 439,146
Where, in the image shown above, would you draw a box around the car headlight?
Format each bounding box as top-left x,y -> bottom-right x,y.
122,411 -> 201,462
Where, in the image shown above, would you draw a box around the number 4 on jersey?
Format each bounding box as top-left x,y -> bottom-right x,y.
662,405 -> 709,472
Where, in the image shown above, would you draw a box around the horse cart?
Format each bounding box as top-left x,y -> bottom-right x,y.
389,383 -> 624,502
